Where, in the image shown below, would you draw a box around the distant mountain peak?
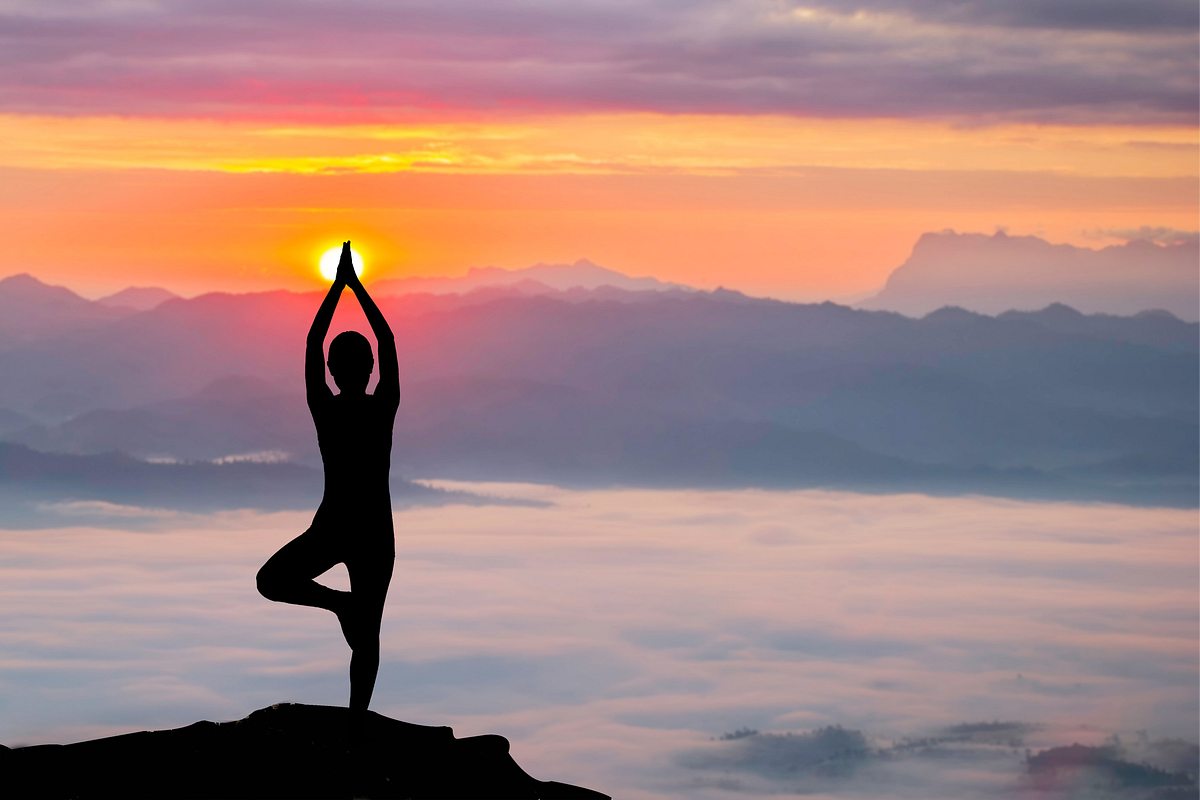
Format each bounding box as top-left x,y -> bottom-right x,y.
710,286 -> 752,302
375,259 -> 690,297
0,273 -> 164,345
1034,302 -> 1085,319
923,305 -> 985,323
1134,308 -> 1179,320
481,257 -> 605,273
0,272 -> 42,287
861,230 -> 1199,320
0,272 -> 87,301
97,286 -> 179,311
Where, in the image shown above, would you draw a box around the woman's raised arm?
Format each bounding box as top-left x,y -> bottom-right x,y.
339,242 -> 399,407
306,260 -> 345,408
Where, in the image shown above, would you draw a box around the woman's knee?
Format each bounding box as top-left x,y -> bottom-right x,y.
256,561 -> 282,601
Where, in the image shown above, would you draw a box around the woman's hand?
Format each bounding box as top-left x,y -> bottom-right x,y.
335,241 -> 359,286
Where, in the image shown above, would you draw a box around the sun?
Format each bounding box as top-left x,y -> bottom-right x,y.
318,245 -> 364,282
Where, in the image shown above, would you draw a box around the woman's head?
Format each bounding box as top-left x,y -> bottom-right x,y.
327,331 -> 374,393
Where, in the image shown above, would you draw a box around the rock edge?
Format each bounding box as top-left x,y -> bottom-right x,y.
1,702 -> 609,799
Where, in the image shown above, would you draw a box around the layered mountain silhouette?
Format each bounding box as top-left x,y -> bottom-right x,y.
372,258 -> 688,296
0,268 -> 1194,508
1,703 -> 609,799
96,285 -> 179,311
861,230 -> 1199,320
0,273 -> 132,345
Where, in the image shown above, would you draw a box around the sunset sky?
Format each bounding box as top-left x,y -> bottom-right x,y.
1,1 -> 1196,299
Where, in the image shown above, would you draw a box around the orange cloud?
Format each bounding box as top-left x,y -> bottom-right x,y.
0,113 -> 1195,178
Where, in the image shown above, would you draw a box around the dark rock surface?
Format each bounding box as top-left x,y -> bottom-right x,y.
1,703 -> 609,799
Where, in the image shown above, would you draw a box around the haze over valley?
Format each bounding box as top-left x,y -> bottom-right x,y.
0,231 -> 1195,519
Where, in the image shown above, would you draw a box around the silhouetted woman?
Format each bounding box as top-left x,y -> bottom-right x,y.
257,241 -> 399,711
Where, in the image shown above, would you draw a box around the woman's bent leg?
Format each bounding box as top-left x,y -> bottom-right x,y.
256,526 -> 347,612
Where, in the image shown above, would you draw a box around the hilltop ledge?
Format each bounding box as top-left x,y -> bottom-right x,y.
1,703 -> 609,799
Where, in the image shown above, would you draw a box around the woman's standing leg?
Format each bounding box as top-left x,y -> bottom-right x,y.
345,551 -> 395,712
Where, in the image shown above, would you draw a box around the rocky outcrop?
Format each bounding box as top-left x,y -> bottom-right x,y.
1,703 -> 609,799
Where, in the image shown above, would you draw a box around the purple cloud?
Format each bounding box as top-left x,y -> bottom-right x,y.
800,0 -> 1200,32
0,1 -> 1195,123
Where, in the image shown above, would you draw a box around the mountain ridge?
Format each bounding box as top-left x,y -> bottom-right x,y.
373,258 -> 690,297
0,278 -> 1192,507
861,230 -> 1199,320
96,285 -> 179,311
0,272 -> 132,344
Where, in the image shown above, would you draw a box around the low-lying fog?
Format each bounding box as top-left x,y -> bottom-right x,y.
1,484 -> 1195,799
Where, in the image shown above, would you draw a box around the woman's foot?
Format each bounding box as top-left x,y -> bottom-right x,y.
331,590 -> 356,649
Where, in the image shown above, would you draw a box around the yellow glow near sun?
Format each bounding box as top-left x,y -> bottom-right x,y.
318,245 -> 364,282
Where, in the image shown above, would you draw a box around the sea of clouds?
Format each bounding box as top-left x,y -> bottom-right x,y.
0,485 -> 1196,799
